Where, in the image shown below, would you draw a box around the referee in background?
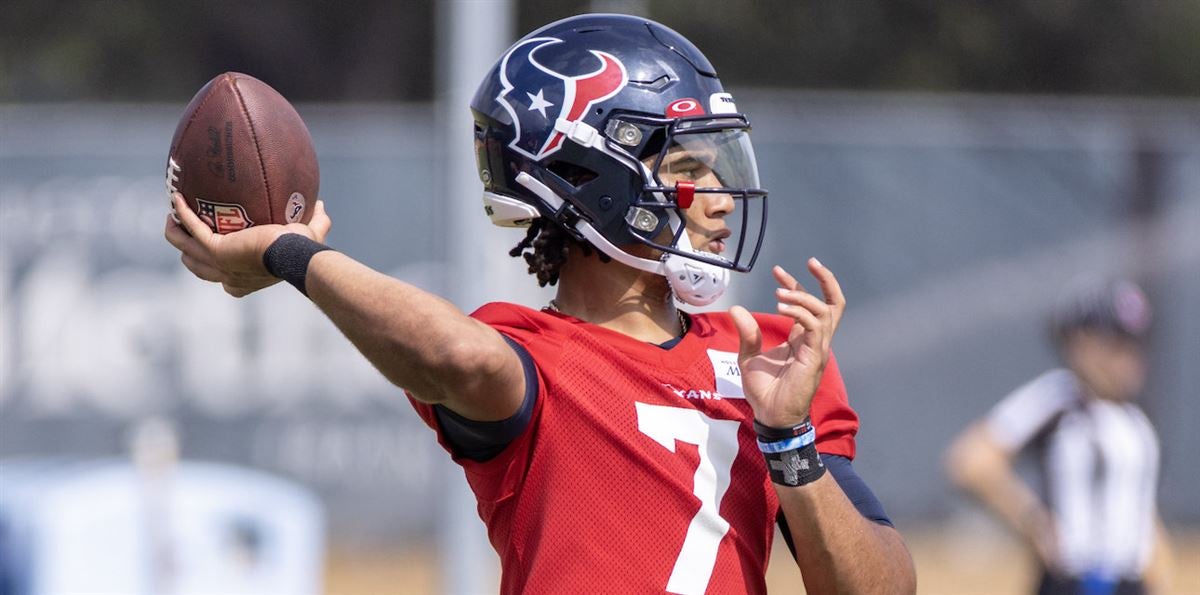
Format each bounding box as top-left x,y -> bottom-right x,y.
945,278 -> 1174,595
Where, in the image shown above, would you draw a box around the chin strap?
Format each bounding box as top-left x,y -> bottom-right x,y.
660,210 -> 730,307
513,172 -> 729,306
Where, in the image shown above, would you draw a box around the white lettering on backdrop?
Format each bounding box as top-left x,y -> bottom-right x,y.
0,175 -> 428,418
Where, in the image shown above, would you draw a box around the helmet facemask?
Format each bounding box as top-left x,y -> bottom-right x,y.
600,113 -> 768,305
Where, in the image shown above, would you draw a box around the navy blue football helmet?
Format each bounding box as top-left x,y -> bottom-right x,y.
471,14 -> 767,305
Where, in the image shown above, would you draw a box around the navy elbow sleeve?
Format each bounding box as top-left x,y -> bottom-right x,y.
775,454 -> 894,559
823,454 -> 894,527
433,336 -> 539,462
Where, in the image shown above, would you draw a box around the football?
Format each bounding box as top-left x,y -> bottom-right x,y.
166,72 -> 318,233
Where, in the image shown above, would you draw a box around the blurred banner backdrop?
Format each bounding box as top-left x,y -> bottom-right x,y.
2,92 -> 1197,543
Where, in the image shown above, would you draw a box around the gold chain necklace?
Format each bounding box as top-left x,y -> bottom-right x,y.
547,299 -> 689,336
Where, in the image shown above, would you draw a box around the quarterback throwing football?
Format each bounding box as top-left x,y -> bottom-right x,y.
165,14 -> 914,595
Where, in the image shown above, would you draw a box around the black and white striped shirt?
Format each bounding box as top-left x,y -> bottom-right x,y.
984,369 -> 1160,579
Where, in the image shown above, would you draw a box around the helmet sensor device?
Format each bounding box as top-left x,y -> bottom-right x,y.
471,14 -> 769,306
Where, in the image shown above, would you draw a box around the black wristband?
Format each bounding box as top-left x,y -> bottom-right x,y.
763,442 -> 826,487
754,417 -> 814,442
262,233 -> 332,296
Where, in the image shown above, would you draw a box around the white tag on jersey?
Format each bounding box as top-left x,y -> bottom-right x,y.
706,349 -> 744,398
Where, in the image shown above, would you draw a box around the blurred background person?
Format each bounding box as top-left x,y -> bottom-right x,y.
945,278 -> 1174,595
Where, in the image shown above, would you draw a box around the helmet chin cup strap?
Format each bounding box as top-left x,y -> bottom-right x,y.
663,254 -> 729,306
514,172 -> 729,307
660,210 -> 730,306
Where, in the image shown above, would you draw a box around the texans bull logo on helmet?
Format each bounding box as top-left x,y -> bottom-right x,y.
496,37 -> 628,161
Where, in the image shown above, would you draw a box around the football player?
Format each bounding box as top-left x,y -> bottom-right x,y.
945,279 -> 1174,595
165,14 -> 915,594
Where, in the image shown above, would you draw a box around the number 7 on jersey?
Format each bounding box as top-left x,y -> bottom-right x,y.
636,402 -> 742,595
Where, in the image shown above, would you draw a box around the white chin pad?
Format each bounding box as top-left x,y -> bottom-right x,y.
662,245 -> 730,307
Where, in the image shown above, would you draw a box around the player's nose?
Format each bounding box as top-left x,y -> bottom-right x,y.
704,191 -> 735,219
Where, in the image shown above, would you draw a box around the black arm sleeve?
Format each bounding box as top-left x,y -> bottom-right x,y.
432,336 -> 539,462
775,454 -> 895,559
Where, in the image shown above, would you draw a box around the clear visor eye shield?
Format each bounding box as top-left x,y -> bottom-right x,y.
607,113 -> 768,274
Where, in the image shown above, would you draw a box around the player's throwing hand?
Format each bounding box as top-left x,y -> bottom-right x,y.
164,193 -> 332,297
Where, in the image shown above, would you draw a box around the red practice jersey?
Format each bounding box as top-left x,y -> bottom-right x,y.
411,302 -> 859,595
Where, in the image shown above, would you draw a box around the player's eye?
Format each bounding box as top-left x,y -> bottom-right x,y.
663,159 -> 705,179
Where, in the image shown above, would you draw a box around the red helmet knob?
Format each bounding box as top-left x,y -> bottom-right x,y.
676,181 -> 695,209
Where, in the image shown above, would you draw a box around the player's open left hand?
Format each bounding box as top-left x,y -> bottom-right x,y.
730,258 -> 845,428
164,193 -> 332,298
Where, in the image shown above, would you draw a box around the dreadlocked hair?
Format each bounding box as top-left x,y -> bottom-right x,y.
508,219 -> 611,287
